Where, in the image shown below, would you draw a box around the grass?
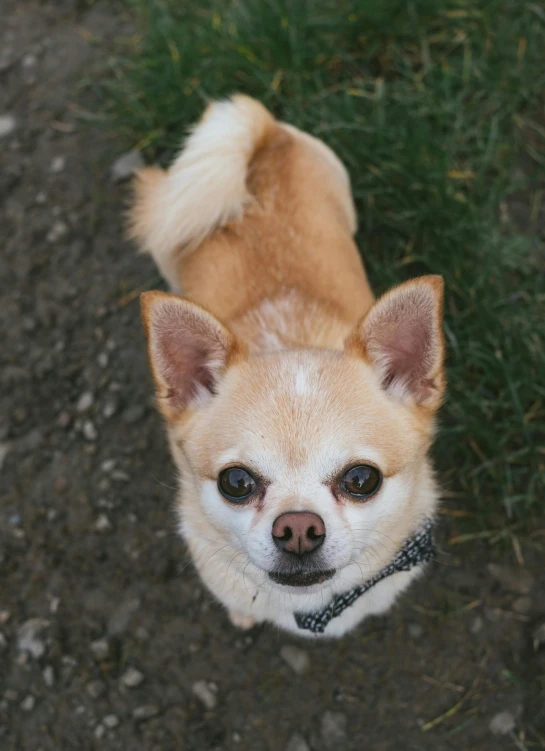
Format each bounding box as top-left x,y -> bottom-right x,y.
94,0 -> 545,526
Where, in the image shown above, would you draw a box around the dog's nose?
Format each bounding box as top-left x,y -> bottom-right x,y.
272,512 -> 325,555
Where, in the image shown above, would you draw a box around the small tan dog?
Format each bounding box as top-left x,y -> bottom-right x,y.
130,95 -> 445,637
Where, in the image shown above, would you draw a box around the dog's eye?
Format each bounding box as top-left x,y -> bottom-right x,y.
342,465 -> 382,499
218,467 -> 257,502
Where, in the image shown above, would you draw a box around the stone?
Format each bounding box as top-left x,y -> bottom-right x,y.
192,680 -> 218,710
122,404 -> 146,424
512,596 -> 532,614
533,622 -> 545,650
111,150 -> 144,182
321,711 -> 347,749
103,714 -> 119,728
76,392 -> 94,412
21,695 -> 35,711
133,704 -> 160,721
90,638 -> 110,660
0,443 -> 9,472
86,679 -> 106,699
470,616 -> 483,634
82,420 -> 98,441
57,411 -> 71,428
17,618 -> 49,659
408,623 -> 424,639
94,514 -> 111,532
43,666 -> 54,687
121,667 -> 144,688
50,156 -> 66,173
487,563 -> 534,594
280,645 -> 310,675
489,710 -> 516,735
46,220 -> 68,243
285,733 -> 311,751
0,115 -> 16,139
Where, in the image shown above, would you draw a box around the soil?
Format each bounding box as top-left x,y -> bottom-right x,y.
1,2 -> 544,750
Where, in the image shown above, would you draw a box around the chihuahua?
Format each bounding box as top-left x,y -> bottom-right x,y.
130,95 -> 444,637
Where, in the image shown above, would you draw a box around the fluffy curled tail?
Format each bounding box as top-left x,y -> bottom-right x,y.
128,95 -> 276,291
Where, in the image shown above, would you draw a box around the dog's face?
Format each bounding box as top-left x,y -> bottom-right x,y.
141,277 -> 445,595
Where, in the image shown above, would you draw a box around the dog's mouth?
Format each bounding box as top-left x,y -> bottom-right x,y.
268,569 -> 336,587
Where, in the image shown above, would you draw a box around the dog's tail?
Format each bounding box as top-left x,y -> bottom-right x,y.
129,95 -> 276,290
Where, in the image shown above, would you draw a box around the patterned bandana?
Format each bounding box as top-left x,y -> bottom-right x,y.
294,519 -> 435,634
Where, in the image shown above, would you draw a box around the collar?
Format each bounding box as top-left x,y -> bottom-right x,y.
294,519 -> 435,634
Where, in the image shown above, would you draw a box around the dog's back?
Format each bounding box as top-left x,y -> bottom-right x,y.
130,95 -> 373,348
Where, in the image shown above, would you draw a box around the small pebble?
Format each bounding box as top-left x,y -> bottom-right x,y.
280,645 -> 310,675
86,680 -> 106,699
57,411 -> 71,428
76,392 -> 94,412
489,710 -> 516,735
35,191 -> 47,204
95,725 -> 105,740
82,420 -> 97,441
285,733 -> 311,751
97,352 -> 109,368
408,623 -> 424,639
17,618 -> 49,659
46,220 -> 68,243
54,476 -> 68,493
321,711 -> 347,749
50,156 -> 66,173
487,563 -> 534,594
121,667 -> 144,688
192,680 -> 218,710
111,150 -> 144,182
133,704 -> 160,721
22,53 -> 37,67
103,714 -> 119,729
512,596 -> 532,614
0,115 -> 16,139
103,400 -> 118,419
43,666 -> 54,687
21,695 -> 35,712
0,443 -> 9,472
122,404 -> 146,424
101,459 -> 116,473
94,514 -> 111,532
90,638 -> 109,660
533,622 -> 545,650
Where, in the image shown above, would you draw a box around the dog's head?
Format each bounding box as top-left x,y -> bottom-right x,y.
141,277 -> 445,595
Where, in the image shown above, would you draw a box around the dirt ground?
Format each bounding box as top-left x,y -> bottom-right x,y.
1,2 -> 544,750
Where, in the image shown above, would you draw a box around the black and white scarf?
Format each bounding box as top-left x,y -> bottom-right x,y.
294,520 -> 435,634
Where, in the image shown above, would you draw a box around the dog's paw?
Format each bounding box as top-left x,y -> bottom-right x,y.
229,610 -> 256,630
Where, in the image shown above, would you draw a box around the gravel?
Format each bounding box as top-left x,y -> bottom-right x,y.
489,710 -> 516,735
111,150 -> 144,182
121,667 -> 144,688
321,711 -> 347,748
133,704 -> 160,721
17,618 -> 49,659
90,638 -> 110,661
0,115 -> 16,138
21,695 -> 35,712
487,564 -> 534,594
76,391 -> 94,412
285,733 -> 311,751
192,680 -> 218,710
280,645 -> 310,675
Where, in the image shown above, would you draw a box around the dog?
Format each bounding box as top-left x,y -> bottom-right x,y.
130,95 -> 445,637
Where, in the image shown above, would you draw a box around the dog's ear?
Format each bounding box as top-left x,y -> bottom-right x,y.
141,292 -> 243,419
346,276 -> 445,410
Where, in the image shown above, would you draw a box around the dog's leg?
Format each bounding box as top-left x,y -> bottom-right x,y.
228,610 -> 256,631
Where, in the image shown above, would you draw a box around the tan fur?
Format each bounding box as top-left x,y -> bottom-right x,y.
132,96 -> 445,638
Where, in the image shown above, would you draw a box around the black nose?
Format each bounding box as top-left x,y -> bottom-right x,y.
272,512 -> 325,555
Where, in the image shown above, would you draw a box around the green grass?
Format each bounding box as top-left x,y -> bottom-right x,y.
95,0 -> 545,526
